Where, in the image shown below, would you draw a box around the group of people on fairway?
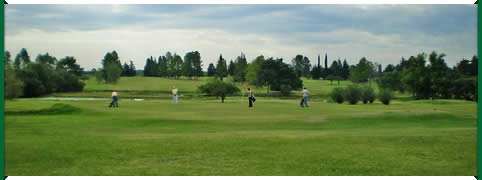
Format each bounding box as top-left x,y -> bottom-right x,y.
108,87 -> 309,108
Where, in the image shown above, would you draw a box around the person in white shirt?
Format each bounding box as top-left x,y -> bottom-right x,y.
247,88 -> 254,107
172,86 -> 179,104
301,88 -> 309,107
109,91 -> 119,108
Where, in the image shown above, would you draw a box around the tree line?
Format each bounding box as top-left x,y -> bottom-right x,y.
4,48 -> 85,98
378,52 -> 477,101
143,51 -> 202,80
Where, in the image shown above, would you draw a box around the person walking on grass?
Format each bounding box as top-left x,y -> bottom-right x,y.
109,91 -> 119,108
172,86 -> 179,104
301,87 -> 309,108
248,88 -> 255,107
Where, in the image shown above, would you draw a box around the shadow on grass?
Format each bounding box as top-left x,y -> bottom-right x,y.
5,103 -> 81,115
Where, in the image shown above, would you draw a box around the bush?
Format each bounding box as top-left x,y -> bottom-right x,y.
330,87 -> 345,104
198,79 -> 240,103
361,86 -> 376,104
378,89 -> 393,105
344,84 -> 361,105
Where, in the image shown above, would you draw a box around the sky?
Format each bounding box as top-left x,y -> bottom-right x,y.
4,4 -> 477,71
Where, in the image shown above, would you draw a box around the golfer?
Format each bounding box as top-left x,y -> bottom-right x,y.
301,87 -> 309,107
248,88 -> 254,107
109,91 -> 119,108
172,86 -> 179,104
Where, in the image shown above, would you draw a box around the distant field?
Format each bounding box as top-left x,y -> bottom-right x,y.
56,76 -> 392,100
5,98 -> 476,175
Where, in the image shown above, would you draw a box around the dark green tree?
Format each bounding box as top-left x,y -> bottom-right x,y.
56,56 -> 83,77
35,53 -> 57,67
291,55 -> 311,77
129,60 -> 136,76
100,51 -> 122,83
4,53 -> 23,99
233,53 -> 248,82
246,55 -> 265,85
122,62 -> 130,76
310,65 -> 322,80
342,59 -> 350,80
13,48 -> 31,70
350,57 -> 376,83
215,54 -> 228,80
257,58 -> 302,93
384,64 -> 395,73
228,60 -> 235,76
159,55 -> 168,77
207,63 -> 216,77
400,54 -> 431,99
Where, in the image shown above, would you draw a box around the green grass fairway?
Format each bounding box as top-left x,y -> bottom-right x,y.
5,97 -> 476,175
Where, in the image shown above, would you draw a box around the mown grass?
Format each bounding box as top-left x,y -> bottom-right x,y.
5,97 -> 476,175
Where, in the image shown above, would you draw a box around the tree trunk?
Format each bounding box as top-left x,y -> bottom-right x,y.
221,96 -> 225,103
267,84 -> 270,94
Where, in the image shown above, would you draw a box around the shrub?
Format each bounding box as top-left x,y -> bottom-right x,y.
331,87 -> 345,104
198,79 -> 240,103
361,86 -> 376,104
378,89 -> 393,105
344,84 -> 361,105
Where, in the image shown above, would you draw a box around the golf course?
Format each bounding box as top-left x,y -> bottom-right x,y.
4,76 -> 477,175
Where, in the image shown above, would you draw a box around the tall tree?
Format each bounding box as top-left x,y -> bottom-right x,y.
128,60 -> 136,76
257,58 -> 302,93
4,52 -> 23,99
101,51 -> 122,83
246,55 -> 265,85
184,51 -> 202,79
35,53 -> 57,67
207,63 -> 216,77
350,57 -> 376,83
56,56 -> 83,77
233,53 -> 248,82
342,59 -> 350,80
329,60 -> 343,78
400,54 -> 431,99
228,60 -> 235,76
182,53 -> 194,79
173,53 -> 183,79
324,53 -> 328,70
384,64 -> 395,73
427,51 -> 451,98
158,55 -> 168,77
471,55 -> 478,76
311,65 -> 322,80
291,55 -> 311,77
4,51 -> 11,65
144,56 -> 159,77
13,48 -> 31,70
122,62 -> 130,76
191,51 -> 203,79
215,54 -> 228,80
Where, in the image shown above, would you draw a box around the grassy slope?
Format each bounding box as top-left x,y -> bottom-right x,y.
5,97 -> 476,175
